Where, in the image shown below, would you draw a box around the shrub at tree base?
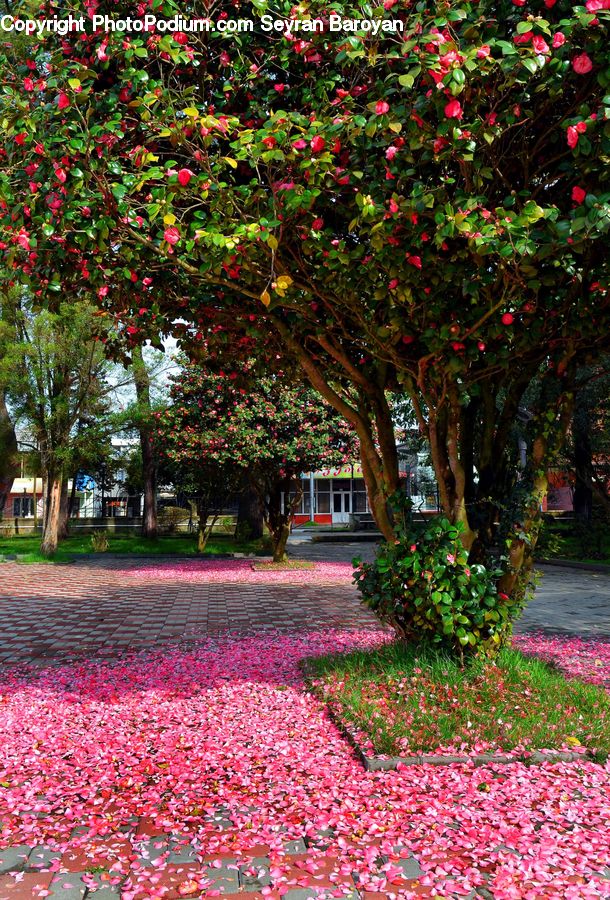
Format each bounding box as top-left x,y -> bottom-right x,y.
355,504 -> 522,660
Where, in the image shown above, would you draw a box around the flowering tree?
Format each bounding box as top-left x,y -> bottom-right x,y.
1,0 -> 609,602
157,363 -> 356,560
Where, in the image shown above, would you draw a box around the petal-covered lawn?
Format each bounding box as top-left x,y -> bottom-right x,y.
1,630 -> 610,898
124,559 -> 356,584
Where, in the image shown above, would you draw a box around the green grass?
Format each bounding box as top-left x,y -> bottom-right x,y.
305,641 -> 610,758
538,520 -> 610,565
0,532 -> 265,564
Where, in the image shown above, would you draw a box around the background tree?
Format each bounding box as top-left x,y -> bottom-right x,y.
130,344 -> 158,538
0,291 -> 19,518
157,362 -> 357,560
0,293 -> 114,554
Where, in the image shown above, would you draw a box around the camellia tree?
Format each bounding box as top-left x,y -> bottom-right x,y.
157,361 -> 356,560
1,0 -> 609,646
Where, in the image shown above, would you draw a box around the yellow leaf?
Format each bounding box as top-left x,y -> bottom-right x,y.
163,213 -> 177,225
389,121 -> 402,134
260,290 -> 271,307
276,275 -> 293,290
267,234 -> 278,251
565,736 -> 581,746
222,157 -> 238,169
182,107 -> 199,117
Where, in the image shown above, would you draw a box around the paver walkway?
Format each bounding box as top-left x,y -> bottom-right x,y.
1,548 -> 609,899
1,549 -> 610,665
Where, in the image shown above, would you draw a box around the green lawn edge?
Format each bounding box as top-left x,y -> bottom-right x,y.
0,533 -> 266,564
302,640 -> 610,762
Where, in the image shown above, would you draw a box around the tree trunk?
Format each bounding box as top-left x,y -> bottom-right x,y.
264,478 -> 302,562
272,524 -> 291,562
41,476 -> 62,556
0,394 -> 19,519
58,477 -> 70,539
196,499 -> 216,553
237,482 -> 264,539
132,345 -> 158,538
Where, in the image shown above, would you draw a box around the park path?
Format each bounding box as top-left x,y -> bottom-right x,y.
1,539 -> 609,666
0,547 -> 609,899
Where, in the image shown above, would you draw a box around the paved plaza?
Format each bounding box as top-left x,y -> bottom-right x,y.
0,543 -> 609,666
0,543 -> 609,899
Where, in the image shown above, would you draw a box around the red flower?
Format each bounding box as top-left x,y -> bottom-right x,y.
310,136 -> 325,153
552,32 -> 566,48
177,168 -> 194,186
262,136 -> 277,149
23,78 -> 35,91
164,226 -> 180,245
572,53 -> 593,74
501,312 -> 514,326
566,126 -> 580,149
406,255 -> 422,269
444,99 -> 463,119
571,186 -> 586,204
14,133 -> 27,146
375,100 -> 390,115
57,91 -> 70,110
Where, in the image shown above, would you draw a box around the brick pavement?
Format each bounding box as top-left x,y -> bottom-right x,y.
0,559 -> 379,667
1,551 -> 610,898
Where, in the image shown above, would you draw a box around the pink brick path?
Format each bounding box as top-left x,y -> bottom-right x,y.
0,559 -> 379,666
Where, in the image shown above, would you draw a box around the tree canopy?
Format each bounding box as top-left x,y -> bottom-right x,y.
1,0 -> 609,588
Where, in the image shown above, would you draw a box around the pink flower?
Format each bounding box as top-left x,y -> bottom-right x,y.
164,226 -> 180,245
586,0 -> 610,10
571,186 -> 586,204
552,32 -> 566,49
476,45 -> 491,58
566,125 -> 580,148
375,100 -> 390,115
532,35 -> 549,54
292,138 -> 307,150
446,553 -> 456,564
57,91 -> 70,110
572,53 -> 593,74
177,168 -> 194,186
444,99 -> 463,119
385,145 -> 398,161
310,135 -> 325,153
